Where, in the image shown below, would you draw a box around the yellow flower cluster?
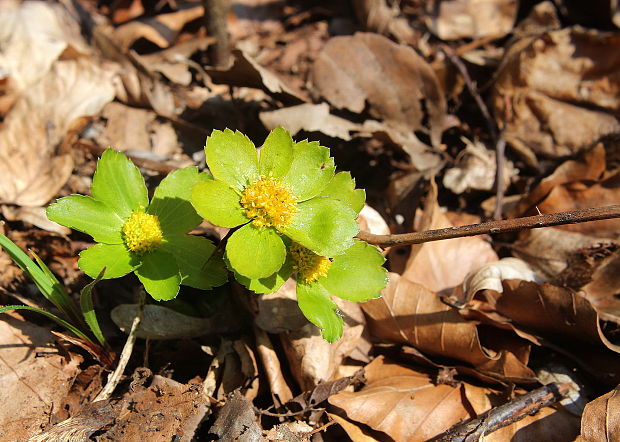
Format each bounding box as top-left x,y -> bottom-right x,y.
240,176 -> 298,230
121,212 -> 163,254
290,242 -> 332,284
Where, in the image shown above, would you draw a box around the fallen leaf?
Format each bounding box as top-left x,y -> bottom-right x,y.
254,326 -> 294,405
210,390 -> 263,441
582,248 -> 620,322
577,385 -> 620,441
493,27 -> 620,163
312,32 -> 448,147
425,0 -> 518,40
0,315 -> 82,440
362,273 -> 534,380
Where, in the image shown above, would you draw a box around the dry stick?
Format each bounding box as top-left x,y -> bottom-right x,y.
202,0 -> 230,67
441,45 -> 506,220
357,205 -> 620,248
94,288 -> 146,402
430,382 -> 571,441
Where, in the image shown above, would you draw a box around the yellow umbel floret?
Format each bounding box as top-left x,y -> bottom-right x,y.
121,212 -> 163,254
240,176 -> 298,229
290,242 -> 332,284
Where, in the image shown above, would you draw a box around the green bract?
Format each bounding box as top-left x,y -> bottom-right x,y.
190,127 -> 360,280
47,149 -> 227,301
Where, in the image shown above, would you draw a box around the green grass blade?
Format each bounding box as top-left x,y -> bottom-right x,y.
80,269 -> 108,347
0,305 -> 94,344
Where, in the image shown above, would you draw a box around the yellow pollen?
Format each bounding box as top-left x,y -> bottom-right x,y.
290,242 -> 332,284
121,212 -> 163,254
240,176 -> 298,229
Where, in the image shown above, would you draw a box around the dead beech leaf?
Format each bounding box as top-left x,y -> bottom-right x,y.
254,326 -> 294,405
0,58 -> 115,206
281,299 -> 370,391
260,103 -> 360,140
577,386 -> 620,441
97,102 -> 156,153
443,137 -> 517,194
0,315 -> 82,441
328,413 -> 381,442
582,249 -> 620,323
312,32 -> 447,147
111,4 -> 204,51
403,205 -> 498,294
425,0 -> 518,40
362,273 -> 534,380
493,27 -> 620,163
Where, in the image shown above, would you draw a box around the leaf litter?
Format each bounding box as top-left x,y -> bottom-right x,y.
0,0 -> 619,440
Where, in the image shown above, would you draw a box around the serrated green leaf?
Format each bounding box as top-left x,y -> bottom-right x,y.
226,224 -> 286,279
320,172 -> 366,214
147,167 -> 209,235
296,282 -> 343,343
47,195 -> 124,244
284,197 -> 359,257
205,129 -> 259,191
80,269 -> 107,347
235,255 -> 293,294
321,240 -> 387,302
135,249 -> 181,301
163,234 -> 227,290
259,126 -> 294,178
191,179 -> 248,228
79,243 -> 137,279
282,140 -> 335,201
91,149 -> 148,218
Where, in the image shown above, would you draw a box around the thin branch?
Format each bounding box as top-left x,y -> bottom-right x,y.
94,288 -> 146,402
357,205 -> 620,248
430,382 -> 571,441
202,0 -> 230,67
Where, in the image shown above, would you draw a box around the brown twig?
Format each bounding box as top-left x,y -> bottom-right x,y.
357,205 -> 620,248
202,0 -> 230,67
430,382 -> 571,441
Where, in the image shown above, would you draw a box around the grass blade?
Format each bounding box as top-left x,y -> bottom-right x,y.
80,269 -> 108,347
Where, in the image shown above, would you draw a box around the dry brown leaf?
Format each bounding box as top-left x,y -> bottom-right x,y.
425,0 -> 518,40
0,58 -> 115,206
312,32 -> 448,147
403,205 -> 498,294
0,315 -> 82,441
330,356 -> 578,442
281,299 -> 370,391
111,4 -> 204,51
97,102 -> 155,152
443,137 -> 517,194
362,273 -> 534,380
209,390 -> 262,441
582,249 -> 620,322
260,103 -> 360,140
577,386 -> 620,441
254,326 -> 293,405
328,413 -> 381,442
493,27 -> 620,163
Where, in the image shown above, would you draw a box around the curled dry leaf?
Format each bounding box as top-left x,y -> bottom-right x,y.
0,315 -> 82,441
443,137 -> 517,194
329,356 -> 578,442
362,273 -> 534,380
425,0 -> 518,40
312,32 -> 447,147
582,248 -> 620,323
0,58 -> 115,206
577,386 -> 620,441
493,27 -> 620,163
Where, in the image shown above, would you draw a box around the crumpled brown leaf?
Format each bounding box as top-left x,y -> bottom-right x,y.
362,273 -> 534,380
493,27 -> 620,164
312,32 -> 448,147
425,0 -> 518,41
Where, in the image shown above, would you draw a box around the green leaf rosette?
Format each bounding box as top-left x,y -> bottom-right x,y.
190,127 -> 360,280
47,149 -> 227,301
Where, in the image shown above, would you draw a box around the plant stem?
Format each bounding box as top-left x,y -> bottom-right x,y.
94,288 -> 146,402
202,0 -> 230,67
357,205 -> 620,248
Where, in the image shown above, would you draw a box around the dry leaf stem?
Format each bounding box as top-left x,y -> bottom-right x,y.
357,205 -> 620,248
431,382 -> 571,441
94,288 -> 146,402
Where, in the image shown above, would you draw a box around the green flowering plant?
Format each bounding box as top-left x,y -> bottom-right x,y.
234,171 -> 388,341
47,149 -> 227,301
190,127 -> 360,280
